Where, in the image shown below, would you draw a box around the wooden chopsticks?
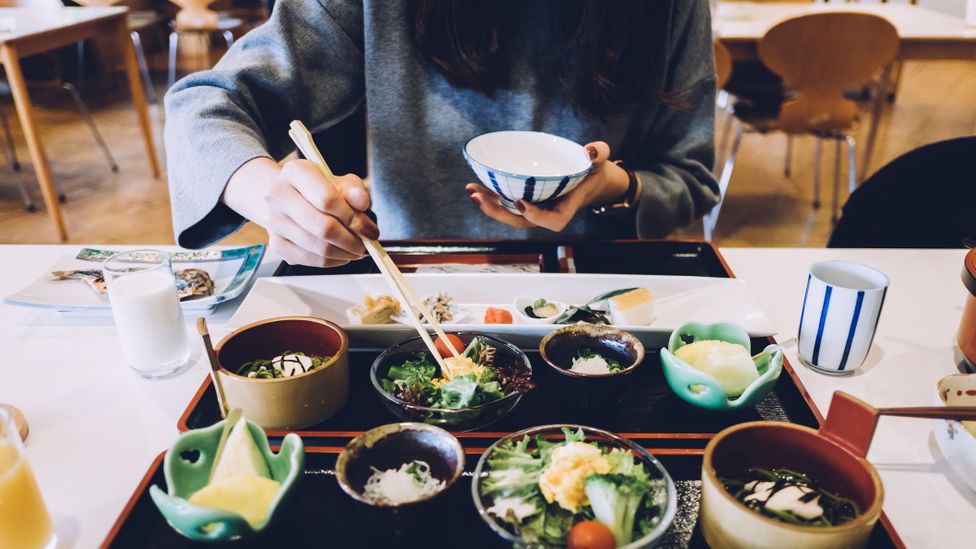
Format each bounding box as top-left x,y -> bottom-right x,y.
287,120 -> 461,379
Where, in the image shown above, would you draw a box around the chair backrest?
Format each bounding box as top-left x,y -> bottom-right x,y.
713,40 -> 732,90
758,12 -> 899,133
828,136 -> 976,248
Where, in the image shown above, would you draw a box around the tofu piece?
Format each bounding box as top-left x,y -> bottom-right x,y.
608,288 -> 654,326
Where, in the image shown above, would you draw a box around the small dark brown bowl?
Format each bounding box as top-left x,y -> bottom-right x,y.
335,423 -> 464,536
539,324 -> 645,407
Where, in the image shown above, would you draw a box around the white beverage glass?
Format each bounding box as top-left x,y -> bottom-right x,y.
104,250 -> 191,379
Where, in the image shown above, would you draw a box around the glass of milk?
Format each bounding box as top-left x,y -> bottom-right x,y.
103,250 -> 191,379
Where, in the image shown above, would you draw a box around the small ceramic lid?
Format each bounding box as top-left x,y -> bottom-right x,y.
964,248 -> 976,297
0,403 -> 28,442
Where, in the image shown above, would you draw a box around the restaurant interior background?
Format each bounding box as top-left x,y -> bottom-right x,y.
0,0 -> 972,248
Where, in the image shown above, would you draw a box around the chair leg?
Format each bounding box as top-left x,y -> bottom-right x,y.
222,30 -> 235,50
201,33 -> 212,69
63,83 -> 118,176
832,137 -> 842,224
846,135 -> 857,194
130,31 -> 157,105
0,104 -> 20,171
168,31 -> 179,88
784,135 -> 794,178
715,114 -> 735,178
0,106 -> 32,211
76,41 -> 85,89
812,137 -> 822,209
704,123 -> 744,241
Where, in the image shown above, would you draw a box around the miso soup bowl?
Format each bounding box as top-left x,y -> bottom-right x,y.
215,316 -> 349,430
701,421 -> 884,549
463,131 -> 592,213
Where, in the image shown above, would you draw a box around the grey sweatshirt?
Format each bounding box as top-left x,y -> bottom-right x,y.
165,0 -> 719,248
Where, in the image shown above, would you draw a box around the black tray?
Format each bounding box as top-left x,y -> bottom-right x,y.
103,450 -> 897,548
180,240 -> 819,448
272,239 -> 730,278
180,337 -> 818,450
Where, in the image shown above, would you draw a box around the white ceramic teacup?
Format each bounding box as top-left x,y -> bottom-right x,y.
797,260 -> 889,375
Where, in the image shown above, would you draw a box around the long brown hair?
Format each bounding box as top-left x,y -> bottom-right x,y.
408,0 -> 659,114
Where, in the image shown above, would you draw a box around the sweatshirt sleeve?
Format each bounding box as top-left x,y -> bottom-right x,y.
164,0 -> 365,249
632,0 -> 719,238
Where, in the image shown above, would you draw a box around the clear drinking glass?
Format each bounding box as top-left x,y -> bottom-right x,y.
0,408 -> 56,549
104,250 -> 191,379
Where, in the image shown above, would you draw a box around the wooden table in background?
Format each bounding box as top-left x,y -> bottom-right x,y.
714,2 -> 976,180
0,6 -> 160,242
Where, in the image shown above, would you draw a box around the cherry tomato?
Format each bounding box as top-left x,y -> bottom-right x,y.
567,520 -> 617,549
433,334 -> 465,358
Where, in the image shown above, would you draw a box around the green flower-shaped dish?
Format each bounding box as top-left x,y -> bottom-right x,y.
148,418 -> 304,542
660,321 -> 783,412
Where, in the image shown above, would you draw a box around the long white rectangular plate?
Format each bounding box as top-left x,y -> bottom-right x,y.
226,273 -> 776,350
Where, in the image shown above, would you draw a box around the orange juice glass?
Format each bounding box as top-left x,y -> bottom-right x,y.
0,408 -> 55,549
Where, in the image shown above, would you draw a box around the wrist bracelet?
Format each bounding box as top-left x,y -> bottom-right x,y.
591,161 -> 640,215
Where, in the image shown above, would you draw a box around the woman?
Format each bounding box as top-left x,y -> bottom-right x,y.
166,0 -> 718,268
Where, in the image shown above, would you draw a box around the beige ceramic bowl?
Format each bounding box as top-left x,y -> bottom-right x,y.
215,316 -> 349,430
701,421 -> 883,549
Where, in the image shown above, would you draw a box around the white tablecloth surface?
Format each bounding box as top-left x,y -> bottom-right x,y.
1,245 -> 971,548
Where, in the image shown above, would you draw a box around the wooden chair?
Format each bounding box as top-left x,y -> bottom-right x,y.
704,12 -> 899,239
69,0 -> 168,105
0,54 -> 118,210
167,0 -> 247,88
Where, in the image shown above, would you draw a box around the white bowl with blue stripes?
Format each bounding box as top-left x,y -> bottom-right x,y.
464,131 -> 592,214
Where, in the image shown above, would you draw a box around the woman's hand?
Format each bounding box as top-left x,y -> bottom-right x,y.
266,159 -> 380,267
223,157 -> 379,268
465,141 -> 631,232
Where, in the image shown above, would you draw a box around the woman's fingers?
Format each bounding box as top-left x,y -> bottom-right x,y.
269,210 -> 362,262
336,173 -> 372,212
282,160 -> 380,241
466,186 -> 535,229
269,234 -> 350,269
515,192 -> 583,233
267,182 -> 367,257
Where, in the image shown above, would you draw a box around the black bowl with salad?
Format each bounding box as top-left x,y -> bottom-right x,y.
370,333 -> 534,431
472,424 -> 677,549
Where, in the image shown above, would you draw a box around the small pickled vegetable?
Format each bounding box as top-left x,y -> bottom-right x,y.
567,520 -> 617,549
484,307 -> 514,324
434,334 -> 465,358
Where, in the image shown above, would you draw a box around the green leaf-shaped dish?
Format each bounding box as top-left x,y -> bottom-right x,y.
659,321 -> 783,412
148,418 -> 304,542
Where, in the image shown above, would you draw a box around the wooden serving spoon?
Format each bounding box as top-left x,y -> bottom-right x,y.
197,317 -> 229,419
821,391 -> 976,458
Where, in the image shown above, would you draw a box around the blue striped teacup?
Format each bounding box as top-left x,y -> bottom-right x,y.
463,131 -> 593,214
797,260 -> 889,375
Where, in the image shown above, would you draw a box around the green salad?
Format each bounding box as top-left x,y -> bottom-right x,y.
480,428 -> 667,547
380,337 -> 533,410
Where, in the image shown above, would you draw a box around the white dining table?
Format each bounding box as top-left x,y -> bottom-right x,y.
1,244 -> 971,548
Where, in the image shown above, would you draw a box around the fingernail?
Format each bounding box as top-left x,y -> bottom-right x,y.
469,195 -> 480,207
363,224 -> 380,241
586,146 -> 597,160
515,200 -> 526,213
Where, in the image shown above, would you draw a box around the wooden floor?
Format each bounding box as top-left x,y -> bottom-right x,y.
0,60 -> 974,248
